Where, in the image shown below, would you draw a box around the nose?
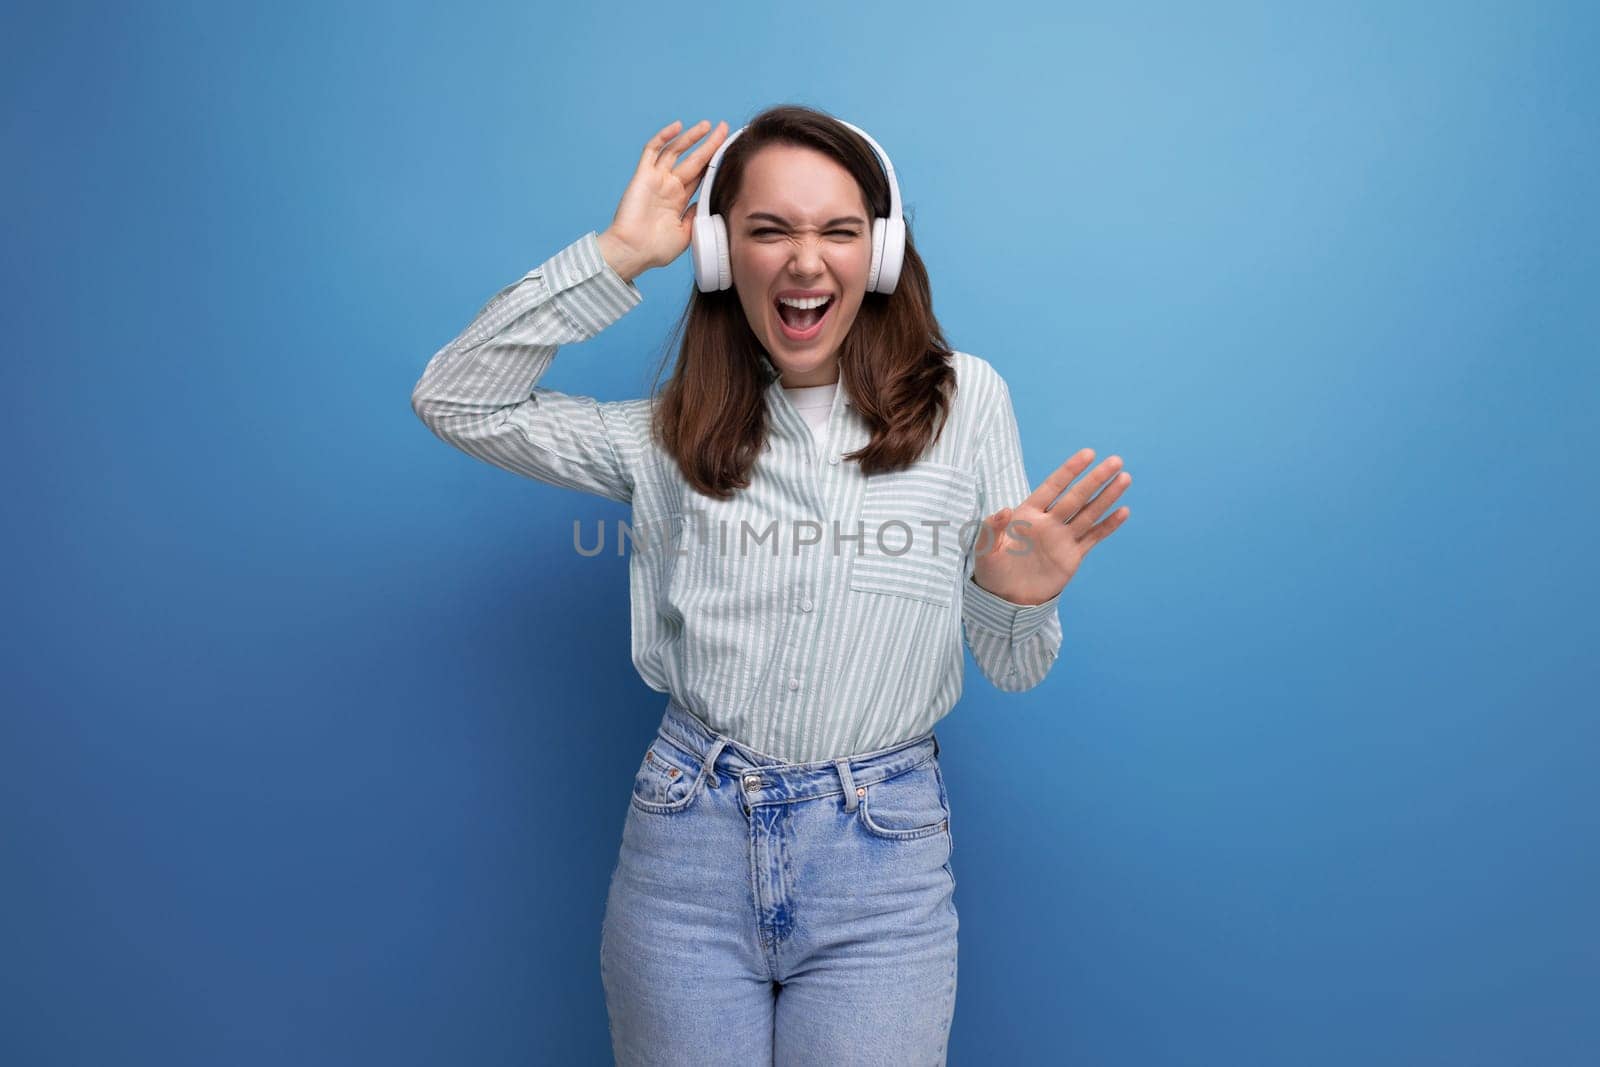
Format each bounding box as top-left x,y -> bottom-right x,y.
788,234 -> 829,276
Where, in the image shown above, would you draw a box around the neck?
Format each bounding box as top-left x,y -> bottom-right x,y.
778,363 -> 841,389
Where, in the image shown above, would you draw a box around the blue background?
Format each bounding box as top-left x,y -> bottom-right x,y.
4,1 -> 1597,1063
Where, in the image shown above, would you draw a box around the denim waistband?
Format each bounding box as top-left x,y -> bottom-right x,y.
657,699 -> 940,813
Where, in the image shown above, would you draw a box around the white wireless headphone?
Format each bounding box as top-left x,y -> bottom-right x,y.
691,118 -> 905,295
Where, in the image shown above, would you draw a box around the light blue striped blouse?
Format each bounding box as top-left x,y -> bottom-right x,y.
411,230 -> 1062,762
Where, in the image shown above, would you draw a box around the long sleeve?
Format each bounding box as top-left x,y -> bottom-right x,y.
410,230 -> 647,504
960,375 -> 1064,692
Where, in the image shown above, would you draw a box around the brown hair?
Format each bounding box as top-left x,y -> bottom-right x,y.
647,104 -> 957,499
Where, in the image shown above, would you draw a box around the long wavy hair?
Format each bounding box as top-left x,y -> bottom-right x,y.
648,104 -> 957,499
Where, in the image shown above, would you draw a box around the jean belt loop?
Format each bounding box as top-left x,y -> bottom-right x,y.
703,738 -> 728,788
834,757 -> 858,812
932,733 -> 940,758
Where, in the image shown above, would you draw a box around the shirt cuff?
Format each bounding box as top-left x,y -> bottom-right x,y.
963,576 -> 1061,643
534,230 -> 644,337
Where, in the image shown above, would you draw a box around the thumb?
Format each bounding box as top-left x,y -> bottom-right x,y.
679,201 -> 699,248
981,507 -> 1011,555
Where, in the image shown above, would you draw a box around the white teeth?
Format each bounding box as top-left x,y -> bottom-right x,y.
776,295 -> 832,309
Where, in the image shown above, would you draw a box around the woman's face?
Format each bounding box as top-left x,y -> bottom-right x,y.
728,144 -> 874,388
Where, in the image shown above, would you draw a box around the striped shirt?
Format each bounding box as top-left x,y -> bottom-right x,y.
411,230 -> 1062,762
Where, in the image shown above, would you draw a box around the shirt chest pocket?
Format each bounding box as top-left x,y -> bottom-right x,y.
848,462 -> 980,607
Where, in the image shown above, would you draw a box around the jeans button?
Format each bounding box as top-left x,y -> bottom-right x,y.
743,774 -> 762,792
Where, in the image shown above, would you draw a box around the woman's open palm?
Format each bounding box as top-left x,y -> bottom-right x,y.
605,119 -> 730,274
971,450 -> 1131,606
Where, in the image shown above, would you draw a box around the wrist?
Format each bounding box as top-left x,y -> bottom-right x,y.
970,573 -> 1056,608
596,229 -> 649,284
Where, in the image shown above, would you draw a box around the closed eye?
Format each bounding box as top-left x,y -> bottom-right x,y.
752,228 -> 859,237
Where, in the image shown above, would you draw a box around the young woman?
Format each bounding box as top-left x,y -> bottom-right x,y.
411,104 -> 1131,1064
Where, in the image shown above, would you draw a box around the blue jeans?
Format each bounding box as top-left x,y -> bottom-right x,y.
601,699 -> 960,1065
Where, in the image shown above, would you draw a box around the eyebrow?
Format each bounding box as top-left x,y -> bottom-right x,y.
745,212 -> 866,228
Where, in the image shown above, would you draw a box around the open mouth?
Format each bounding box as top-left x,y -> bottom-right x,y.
773,296 -> 835,342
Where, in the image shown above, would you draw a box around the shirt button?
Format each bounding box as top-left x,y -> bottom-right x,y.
787,677 -> 800,691
828,454 -> 839,465
800,598 -> 814,613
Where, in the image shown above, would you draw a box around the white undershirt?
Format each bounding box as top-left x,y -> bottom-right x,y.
782,381 -> 837,441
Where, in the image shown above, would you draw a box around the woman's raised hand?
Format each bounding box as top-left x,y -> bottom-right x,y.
597,119 -> 730,283
971,450 -> 1133,607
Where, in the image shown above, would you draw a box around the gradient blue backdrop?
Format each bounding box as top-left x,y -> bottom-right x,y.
4,2 -> 1596,1064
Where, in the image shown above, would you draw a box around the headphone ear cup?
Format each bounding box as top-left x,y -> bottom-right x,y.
874,215 -> 905,294
692,215 -> 722,292
713,214 -> 732,291
867,217 -> 887,293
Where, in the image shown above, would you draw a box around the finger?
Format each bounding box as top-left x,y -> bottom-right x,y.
1042,453 -> 1124,520
671,120 -> 729,184
1067,470 -> 1132,535
656,119 -> 711,167
1080,506 -> 1131,553
1024,449 -> 1096,514
975,508 -> 1009,557
639,120 -> 684,168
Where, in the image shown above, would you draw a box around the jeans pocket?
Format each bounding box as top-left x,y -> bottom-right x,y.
857,757 -> 951,841
629,735 -> 706,815
932,760 -> 957,893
